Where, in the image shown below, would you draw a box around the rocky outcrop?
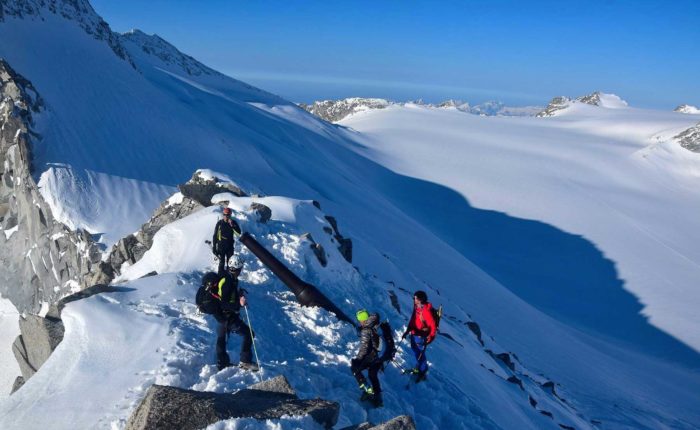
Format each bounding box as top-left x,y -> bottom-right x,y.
324,215 -> 352,263
10,376 -> 25,394
88,171 -> 247,284
537,96 -> 572,117
301,233 -> 327,267
299,98 -> 392,122
339,415 -> 417,430
125,375 -> 340,430
675,123 -> 700,153
11,314 -> 64,382
249,202 -> 271,223
0,59 -> 101,312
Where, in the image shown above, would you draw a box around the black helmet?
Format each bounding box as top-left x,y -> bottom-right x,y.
202,272 -> 219,288
414,290 -> 428,304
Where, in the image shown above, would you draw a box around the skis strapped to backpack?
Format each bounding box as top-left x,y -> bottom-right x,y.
432,305 -> 443,332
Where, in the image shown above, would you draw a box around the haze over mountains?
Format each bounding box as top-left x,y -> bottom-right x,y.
1,1 -> 699,429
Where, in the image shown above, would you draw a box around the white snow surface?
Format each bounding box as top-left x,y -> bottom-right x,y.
0,3 -> 699,429
0,296 -> 20,398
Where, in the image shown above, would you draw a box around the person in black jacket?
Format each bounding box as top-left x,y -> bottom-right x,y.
351,309 -> 383,407
212,207 -> 242,275
204,263 -> 257,371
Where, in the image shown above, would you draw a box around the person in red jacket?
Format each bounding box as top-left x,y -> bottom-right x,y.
401,290 -> 436,380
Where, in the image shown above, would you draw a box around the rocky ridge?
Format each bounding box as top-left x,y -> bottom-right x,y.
674,122 -> 700,153
0,59 -> 101,312
537,91 -> 628,117
300,97 -> 541,123
0,0 -> 132,66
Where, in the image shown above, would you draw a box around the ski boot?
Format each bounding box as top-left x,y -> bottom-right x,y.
239,361 -> 260,372
359,384 -> 374,401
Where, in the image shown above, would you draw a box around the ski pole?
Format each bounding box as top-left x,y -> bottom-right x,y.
243,305 -> 263,378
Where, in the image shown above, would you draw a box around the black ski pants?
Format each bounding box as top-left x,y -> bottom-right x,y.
216,312 -> 253,367
351,357 -> 382,393
217,248 -> 233,275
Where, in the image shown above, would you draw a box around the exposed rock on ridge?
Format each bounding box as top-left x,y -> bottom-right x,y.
674,104 -> 700,115
125,375 -> 340,430
674,122 -> 700,153
0,59 -> 100,312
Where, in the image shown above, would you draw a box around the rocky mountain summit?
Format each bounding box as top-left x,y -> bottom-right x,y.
674,104 -> 700,115
537,91 -> 628,117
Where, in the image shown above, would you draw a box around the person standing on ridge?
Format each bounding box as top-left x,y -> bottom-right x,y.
212,207 -> 241,275
202,261 -> 258,372
351,309 -> 384,408
401,290 -> 436,381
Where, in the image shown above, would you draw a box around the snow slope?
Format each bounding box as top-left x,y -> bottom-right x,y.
341,102 -> 700,356
1,2 -> 699,429
0,296 -> 20,398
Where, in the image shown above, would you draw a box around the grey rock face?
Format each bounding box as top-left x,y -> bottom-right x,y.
325,216 -> 352,263
675,123 -> 700,152
0,59 -> 100,313
12,314 -> 64,380
301,233 -> 327,267
249,202 -> 272,224
125,376 -> 340,430
248,375 -> 297,396
537,96 -> 572,117
339,416 -> 417,430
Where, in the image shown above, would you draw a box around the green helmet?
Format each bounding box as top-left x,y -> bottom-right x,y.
356,309 -> 369,322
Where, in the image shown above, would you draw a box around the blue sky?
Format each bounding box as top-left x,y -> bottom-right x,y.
91,1 -> 699,108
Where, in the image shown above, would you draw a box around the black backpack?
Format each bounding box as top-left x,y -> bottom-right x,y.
196,275 -> 221,314
378,320 -> 397,363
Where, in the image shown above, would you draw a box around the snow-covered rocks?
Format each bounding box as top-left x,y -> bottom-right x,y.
674,104 -> 700,114
124,375 -> 340,430
299,98 -> 393,122
537,92 -> 628,116
674,122 -> 700,152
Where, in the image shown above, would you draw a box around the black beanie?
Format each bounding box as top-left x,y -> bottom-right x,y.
414,290 -> 428,303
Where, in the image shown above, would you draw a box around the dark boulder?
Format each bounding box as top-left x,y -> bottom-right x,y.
339,415 -> 417,430
125,375 -> 339,430
250,202 -> 272,224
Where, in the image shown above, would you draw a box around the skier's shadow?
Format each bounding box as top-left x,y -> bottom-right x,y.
371,170 -> 700,368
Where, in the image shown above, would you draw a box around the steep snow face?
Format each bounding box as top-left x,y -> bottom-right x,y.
341,104 -> 700,356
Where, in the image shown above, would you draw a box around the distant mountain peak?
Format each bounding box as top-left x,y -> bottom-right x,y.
300,97 -> 541,122
538,92 -> 628,117
674,104 -> 700,114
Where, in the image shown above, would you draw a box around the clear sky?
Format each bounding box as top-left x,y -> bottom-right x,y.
91,0 -> 699,109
